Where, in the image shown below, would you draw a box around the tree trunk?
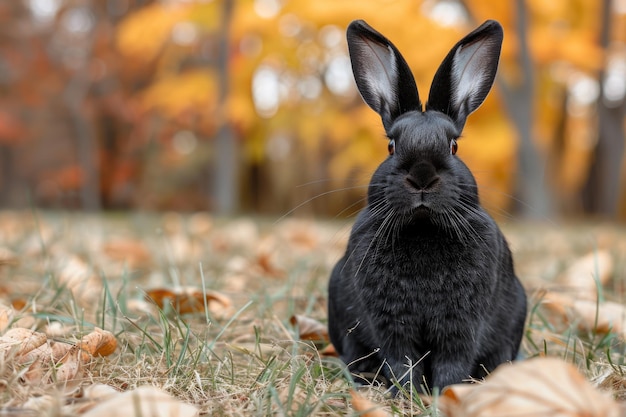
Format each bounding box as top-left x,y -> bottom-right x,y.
212,0 -> 238,214
64,72 -> 101,210
581,0 -> 625,217
499,0 -> 554,219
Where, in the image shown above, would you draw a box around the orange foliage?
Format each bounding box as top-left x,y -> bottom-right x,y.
1,0 -> 622,214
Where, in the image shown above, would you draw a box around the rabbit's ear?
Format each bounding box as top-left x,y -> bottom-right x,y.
347,20 -> 421,130
426,20 -> 503,131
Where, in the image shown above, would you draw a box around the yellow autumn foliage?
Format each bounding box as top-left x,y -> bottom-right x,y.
116,3 -> 192,62
112,0 -> 619,214
139,70 -> 218,118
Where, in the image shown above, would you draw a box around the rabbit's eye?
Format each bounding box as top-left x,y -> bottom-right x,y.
450,139 -> 458,155
388,139 -> 396,155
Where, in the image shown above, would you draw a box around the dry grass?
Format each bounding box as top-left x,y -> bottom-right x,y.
0,210 -> 625,415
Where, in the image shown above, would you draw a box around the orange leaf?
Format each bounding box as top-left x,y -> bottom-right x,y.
320,343 -> 338,357
289,315 -> 329,343
78,328 -> 117,360
145,286 -> 232,315
350,390 -> 391,417
103,238 -> 152,268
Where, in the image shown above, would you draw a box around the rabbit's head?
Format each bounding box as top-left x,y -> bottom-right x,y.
347,20 -> 503,226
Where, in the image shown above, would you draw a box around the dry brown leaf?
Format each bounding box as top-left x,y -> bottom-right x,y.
81,386 -> 198,417
78,328 -> 117,359
0,246 -> 18,266
145,286 -> 232,315
539,290 -> 626,337
350,390 -> 391,417
557,251 -> 613,298
256,251 -> 285,278
572,299 -> 626,335
19,341 -> 55,365
187,212 -> 213,237
539,290 -> 575,318
0,303 -> 14,331
1,327 -> 117,384
72,384 -> 119,413
22,394 -> 60,413
320,343 -> 338,357
56,256 -> 102,307
290,315 -> 329,343
11,298 -> 26,311
0,328 -> 47,358
227,342 -> 283,358
279,220 -> 320,252
439,357 -> 620,417
55,346 -> 83,381
103,238 -> 152,267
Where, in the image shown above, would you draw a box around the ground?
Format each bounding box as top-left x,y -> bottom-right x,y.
0,210 -> 625,416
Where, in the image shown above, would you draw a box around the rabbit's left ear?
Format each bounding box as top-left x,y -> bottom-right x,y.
347,20 -> 422,130
426,20 -> 503,131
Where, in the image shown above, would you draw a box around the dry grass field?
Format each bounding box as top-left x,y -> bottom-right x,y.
1,210 -> 625,415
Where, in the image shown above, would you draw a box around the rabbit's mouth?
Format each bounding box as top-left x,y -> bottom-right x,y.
411,205 -> 431,219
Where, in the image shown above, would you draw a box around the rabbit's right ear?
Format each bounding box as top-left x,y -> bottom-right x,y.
347,20 -> 422,130
426,20 -> 503,131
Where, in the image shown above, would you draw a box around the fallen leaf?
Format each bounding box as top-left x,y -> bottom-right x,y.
350,390 -> 391,417
0,328 -> 47,358
320,343 -> 338,357
256,251 -> 285,278
439,357 -> 620,417
72,384 -> 119,413
279,220 -> 320,252
227,342 -> 283,358
1,327 -> 117,384
56,256 -> 102,306
290,315 -> 329,343
557,251 -> 613,298
103,238 -> 152,267
82,386 -> 198,417
0,303 -> 14,331
572,299 -> 626,335
145,287 -> 232,315
187,212 -> 213,237
539,291 -> 626,337
78,327 -> 118,360
54,346 -> 83,381
539,290 -> 575,318
22,394 -> 60,414
0,246 -> 18,266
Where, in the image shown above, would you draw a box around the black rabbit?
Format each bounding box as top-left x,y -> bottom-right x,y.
327,20 -> 527,392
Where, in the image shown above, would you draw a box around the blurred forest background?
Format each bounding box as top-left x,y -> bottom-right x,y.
0,0 -> 625,219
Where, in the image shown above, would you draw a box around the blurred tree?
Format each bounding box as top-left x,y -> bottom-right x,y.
582,0 -> 626,216
0,0 -> 624,220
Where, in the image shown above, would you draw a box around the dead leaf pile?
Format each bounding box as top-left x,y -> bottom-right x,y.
0,327 -> 117,384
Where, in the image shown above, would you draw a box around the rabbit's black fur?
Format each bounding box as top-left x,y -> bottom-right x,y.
327,20 -> 527,392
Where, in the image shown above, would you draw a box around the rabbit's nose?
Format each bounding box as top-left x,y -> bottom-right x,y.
406,162 -> 440,191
